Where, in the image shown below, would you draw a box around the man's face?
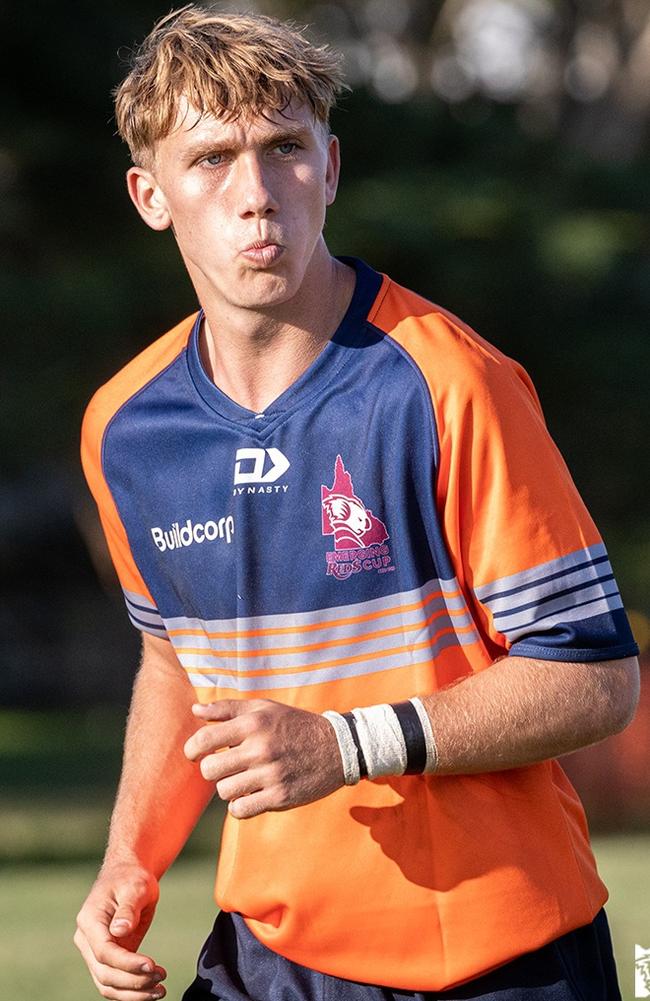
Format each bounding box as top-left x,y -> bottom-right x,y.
127,101 -> 340,312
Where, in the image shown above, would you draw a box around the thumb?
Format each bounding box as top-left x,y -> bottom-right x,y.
192,699 -> 250,720
109,887 -> 146,937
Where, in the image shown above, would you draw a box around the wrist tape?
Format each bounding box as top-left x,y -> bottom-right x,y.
323,697 -> 438,784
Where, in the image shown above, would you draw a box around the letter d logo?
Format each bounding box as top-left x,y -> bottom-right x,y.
234,447 -> 290,484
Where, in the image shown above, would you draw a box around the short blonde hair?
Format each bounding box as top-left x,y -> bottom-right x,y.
114,4 -> 347,166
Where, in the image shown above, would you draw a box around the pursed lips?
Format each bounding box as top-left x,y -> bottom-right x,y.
239,240 -> 285,266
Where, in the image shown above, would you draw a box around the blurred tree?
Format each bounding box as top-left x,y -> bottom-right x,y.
279,0 -> 650,158
1,0 -> 647,705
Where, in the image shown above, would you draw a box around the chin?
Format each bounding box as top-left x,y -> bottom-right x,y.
230,268 -> 301,309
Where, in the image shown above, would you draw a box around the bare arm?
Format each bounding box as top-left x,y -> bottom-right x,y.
185,654 -> 640,818
418,654 -> 640,773
104,632 -> 215,873
74,632 -> 214,1001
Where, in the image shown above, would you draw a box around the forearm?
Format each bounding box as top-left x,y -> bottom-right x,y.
418,654 -> 640,774
104,633 -> 214,876
324,654 -> 639,787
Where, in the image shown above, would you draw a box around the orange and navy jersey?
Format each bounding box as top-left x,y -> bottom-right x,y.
81,257 -> 637,991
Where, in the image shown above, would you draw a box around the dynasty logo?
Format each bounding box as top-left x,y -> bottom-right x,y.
233,447 -> 290,495
321,455 -> 394,581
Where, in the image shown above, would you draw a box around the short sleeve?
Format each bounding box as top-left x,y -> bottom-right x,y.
436,351 -> 638,663
80,393 -> 168,639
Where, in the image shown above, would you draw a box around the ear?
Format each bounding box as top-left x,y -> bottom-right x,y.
126,166 -> 172,231
325,134 -> 341,207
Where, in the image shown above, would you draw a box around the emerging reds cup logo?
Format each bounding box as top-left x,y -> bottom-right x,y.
321,455 -> 395,581
636,944 -> 650,997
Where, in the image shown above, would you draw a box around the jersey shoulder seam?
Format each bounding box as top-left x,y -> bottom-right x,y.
372,276 -> 514,371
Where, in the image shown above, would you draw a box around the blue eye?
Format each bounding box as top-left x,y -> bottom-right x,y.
277,142 -> 297,155
204,153 -> 223,166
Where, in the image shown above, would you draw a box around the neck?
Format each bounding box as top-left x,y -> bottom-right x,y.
198,251 -> 356,414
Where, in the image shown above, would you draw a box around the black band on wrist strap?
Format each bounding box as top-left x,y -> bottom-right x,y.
342,711 -> 368,778
390,700 -> 427,774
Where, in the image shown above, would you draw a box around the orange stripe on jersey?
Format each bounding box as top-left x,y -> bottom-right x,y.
166,585 -> 463,639
174,605 -> 467,659
80,313 -> 198,599
179,624 -> 476,677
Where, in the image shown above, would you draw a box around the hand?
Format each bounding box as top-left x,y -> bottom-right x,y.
184,698 -> 345,819
74,862 -> 166,1000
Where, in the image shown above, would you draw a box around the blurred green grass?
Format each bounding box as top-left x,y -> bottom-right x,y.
0,858 -> 218,1000
0,839 -> 647,1001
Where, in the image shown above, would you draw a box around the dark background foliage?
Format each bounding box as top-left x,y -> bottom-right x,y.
2,0 -> 648,711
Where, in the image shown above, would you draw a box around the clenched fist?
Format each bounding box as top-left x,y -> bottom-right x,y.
74,862 -> 166,1000
184,698 -> 345,819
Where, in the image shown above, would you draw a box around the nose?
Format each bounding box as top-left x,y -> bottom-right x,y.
235,153 -> 279,219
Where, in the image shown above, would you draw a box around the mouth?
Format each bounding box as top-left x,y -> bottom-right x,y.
239,241 -> 285,267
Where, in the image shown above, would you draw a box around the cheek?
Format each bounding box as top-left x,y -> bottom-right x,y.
170,184 -> 230,240
283,157 -> 323,193
286,166 -> 328,220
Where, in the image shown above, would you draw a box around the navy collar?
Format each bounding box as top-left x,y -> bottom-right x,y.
185,257 -> 383,426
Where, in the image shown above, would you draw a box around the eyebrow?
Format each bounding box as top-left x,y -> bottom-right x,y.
181,123 -> 311,162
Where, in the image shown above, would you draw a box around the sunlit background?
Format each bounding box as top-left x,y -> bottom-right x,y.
2,1 -> 649,998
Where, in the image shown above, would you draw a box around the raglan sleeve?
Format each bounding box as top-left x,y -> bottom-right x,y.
80,393 -> 168,640
436,348 -> 639,663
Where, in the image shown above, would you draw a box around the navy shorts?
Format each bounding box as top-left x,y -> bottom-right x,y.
181,907 -> 621,1000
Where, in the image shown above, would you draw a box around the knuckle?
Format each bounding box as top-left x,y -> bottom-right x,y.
270,761 -> 286,785
240,718 -> 257,741
94,945 -> 109,965
200,724 -> 216,749
275,781 -> 290,807
190,729 -> 209,756
251,709 -> 271,731
132,875 -> 153,898
254,734 -> 273,761
191,731 -> 206,755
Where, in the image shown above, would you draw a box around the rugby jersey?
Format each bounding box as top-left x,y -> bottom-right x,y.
81,257 -> 638,991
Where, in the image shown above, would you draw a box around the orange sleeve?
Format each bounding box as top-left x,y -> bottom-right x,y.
433,347 -> 600,650
79,314 -> 197,636
377,280 -> 638,661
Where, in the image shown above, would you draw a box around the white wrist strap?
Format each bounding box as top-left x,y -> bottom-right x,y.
323,697 -> 439,784
322,709 -> 361,785
410,696 -> 438,772
351,703 -> 407,778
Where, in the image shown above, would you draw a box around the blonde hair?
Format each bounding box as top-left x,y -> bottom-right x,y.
114,4 -> 347,166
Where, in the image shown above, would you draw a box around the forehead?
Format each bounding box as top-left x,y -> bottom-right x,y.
162,98 -> 324,153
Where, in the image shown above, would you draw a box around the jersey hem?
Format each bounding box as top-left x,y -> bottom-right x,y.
238,896 -> 609,992
507,640 -> 639,662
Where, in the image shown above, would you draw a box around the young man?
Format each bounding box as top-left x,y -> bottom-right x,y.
75,6 -> 640,1000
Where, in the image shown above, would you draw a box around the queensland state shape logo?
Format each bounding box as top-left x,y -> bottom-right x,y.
321,455 -> 395,580
636,944 -> 650,997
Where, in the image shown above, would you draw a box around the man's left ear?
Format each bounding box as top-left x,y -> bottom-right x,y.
325,134 -> 341,207
126,166 -> 172,231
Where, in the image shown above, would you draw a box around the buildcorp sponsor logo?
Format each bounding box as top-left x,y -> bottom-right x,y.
151,514 -> 234,553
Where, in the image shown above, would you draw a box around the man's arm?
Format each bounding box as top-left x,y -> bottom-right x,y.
184,654 -> 640,818
418,653 -> 640,773
74,632 -> 214,1001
